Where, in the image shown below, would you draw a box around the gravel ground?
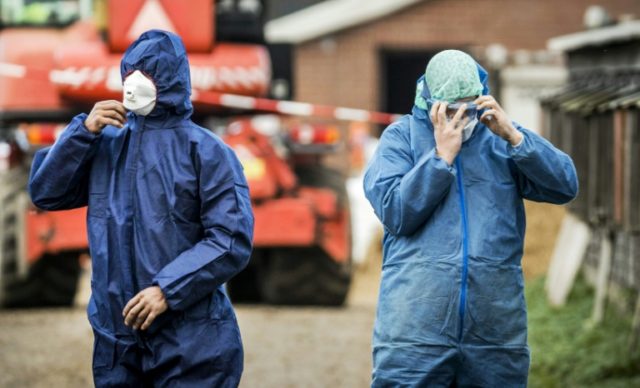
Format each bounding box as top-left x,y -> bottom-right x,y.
0,307 -> 94,388
0,201 -> 561,388
0,305 -> 376,388
0,262 -> 380,388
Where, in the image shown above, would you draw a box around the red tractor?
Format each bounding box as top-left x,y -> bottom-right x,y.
0,0 -> 352,307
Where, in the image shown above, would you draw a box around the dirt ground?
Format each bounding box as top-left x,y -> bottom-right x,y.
522,201 -> 566,280
0,261 -> 380,388
0,201 -> 563,388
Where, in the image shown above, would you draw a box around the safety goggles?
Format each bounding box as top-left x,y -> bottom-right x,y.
426,99 -> 479,121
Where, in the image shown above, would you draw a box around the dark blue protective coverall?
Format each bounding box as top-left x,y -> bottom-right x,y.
29,30 -> 253,387
364,68 -> 578,387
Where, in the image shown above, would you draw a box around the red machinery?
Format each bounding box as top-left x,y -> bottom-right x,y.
0,0 -> 352,306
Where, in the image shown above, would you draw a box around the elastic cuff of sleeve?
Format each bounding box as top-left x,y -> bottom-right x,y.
508,129 -> 528,157
433,152 -> 456,174
152,278 -> 179,311
511,136 -> 524,148
70,113 -> 100,139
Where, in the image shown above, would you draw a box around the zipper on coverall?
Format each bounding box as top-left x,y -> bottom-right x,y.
454,157 -> 469,341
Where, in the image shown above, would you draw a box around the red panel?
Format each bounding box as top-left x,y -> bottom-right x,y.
160,0 -> 214,51
0,22 -> 99,111
298,187 -> 338,219
240,159 -> 278,200
54,41 -> 121,103
26,208 -> 88,264
224,120 -> 296,200
189,44 -> 271,96
224,123 -> 278,200
106,0 -> 144,52
55,43 -> 271,101
253,199 -> 316,246
319,209 -> 350,263
108,0 -> 213,53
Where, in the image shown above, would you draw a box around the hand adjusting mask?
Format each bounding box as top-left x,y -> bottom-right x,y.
427,99 -> 479,142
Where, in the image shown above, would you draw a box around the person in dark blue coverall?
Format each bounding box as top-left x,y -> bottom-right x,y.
364,50 -> 578,387
29,30 -> 253,387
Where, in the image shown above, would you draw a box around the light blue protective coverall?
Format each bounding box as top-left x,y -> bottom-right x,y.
364,67 -> 577,387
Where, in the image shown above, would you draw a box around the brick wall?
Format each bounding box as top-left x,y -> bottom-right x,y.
293,0 -> 640,112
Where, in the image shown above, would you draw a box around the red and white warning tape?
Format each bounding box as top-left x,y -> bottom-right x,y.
1,62 -> 402,125
194,90 -> 401,125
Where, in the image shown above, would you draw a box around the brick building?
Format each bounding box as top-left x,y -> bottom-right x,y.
266,0 -> 640,121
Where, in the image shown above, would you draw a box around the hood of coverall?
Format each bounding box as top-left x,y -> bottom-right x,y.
412,55 -> 490,142
120,30 -> 193,121
414,56 -> 491,112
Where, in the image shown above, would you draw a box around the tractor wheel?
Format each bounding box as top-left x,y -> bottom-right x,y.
260,247 -> 351,306
227,249 -> 265,303
260,166 -> 352,306
4,252 -> 82,308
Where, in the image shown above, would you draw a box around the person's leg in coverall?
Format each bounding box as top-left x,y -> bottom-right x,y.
364,50 -> 578,387
29,30 -> 254,387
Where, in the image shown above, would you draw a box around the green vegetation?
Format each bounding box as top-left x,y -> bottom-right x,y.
527,277 -> 640,388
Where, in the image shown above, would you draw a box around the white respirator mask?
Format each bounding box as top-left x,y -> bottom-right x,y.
122,70 -> 157,116
461,117 -> 478,142
445,115 -> 478,142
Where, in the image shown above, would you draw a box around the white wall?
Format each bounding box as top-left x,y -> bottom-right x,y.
501,65 -> 568,133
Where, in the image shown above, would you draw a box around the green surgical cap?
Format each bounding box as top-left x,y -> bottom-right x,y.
424,50 -> 483,103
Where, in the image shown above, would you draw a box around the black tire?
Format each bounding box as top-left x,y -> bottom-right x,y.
3,252 -> 82,308
259,166 -> 352,306
227,249 -> 264,303
260,247 -> 351,306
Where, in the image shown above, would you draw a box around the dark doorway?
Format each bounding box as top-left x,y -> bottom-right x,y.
380,49 -> 438,116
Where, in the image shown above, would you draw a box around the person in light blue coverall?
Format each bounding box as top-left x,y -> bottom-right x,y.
364,50 -> 578,387
29,30 -> 253,387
